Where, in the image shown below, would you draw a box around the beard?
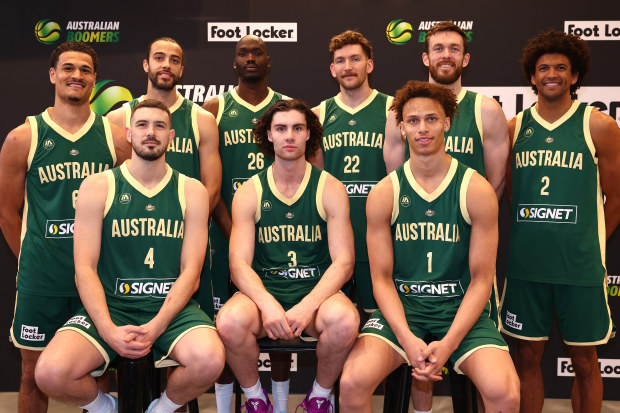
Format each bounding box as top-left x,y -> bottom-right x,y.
338,73 -> 367,91
429,61 -> 463,85
148,70 -> 181,91
133,139 -> 167,161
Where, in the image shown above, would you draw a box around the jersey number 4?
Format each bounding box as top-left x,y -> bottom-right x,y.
144,247 -> 155,269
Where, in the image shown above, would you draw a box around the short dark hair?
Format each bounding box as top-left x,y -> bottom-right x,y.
390,80 -> 457,123
253,99 -> 323,160
50,41 -> 98,72
424,21 -> 469,54
130,99 -> 171,125
521,30 -> 590,95
329,30 -> 374,60
147,37 -> 184,65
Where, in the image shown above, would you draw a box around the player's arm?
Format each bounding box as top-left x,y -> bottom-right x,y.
285,175 -> 354,335
106,106 -> 128,128
109,121 -> 132,166
590,109 -> 620,238
74,174 -> 150,358
142,178 -> 210,340
202,96 -> 219,117
505,117 -> 517,206
229,179 -> 293,339
419,173 -> 498,380
197,107 -> 222,215
480,96 -> 509,199
309,106 -> 324,169
366,177 -> 430,374
0,123 -> 30,257
384,110 -> 406,173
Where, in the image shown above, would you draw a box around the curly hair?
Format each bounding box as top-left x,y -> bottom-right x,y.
521,30 -> 590,94
329,30 -> 374,61
50,41 -> 98,72
390,80 -> 457,123
147,36 -> 184,65
253,99 -> 323,160
424,21 -> 469,54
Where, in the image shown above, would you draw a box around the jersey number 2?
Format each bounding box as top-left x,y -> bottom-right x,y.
540,176 -> 550,196
344,155 -> 360,173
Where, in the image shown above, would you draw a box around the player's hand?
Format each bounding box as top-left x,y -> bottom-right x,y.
261,299 -> 294,340
413,340 -> 452,381
133,319 -> 166,348
401,334 -> 430,380
103,325 -> 151,359
285,302 -> 315,337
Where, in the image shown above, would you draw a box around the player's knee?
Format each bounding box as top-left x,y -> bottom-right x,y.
569,352 -> 599,379
34,355 -> 69,395
339,366 -> 372,408
216,307 -> 251,346
321,304 -> 359,343
481,372 -> 520,412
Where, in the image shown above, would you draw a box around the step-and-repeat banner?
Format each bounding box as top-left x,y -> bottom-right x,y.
2,0 -> 619,399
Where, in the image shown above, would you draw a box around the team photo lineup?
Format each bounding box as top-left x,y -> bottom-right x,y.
1,19 -> 620,413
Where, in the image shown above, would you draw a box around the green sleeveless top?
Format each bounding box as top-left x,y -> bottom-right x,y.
99,163 -> 188,313
125,95 -> 201,180
318,90 -> 392,262
251,163 -> 330,310
390,158 -> 475,323
17,110 -> 116,296
507,101 -> 605,286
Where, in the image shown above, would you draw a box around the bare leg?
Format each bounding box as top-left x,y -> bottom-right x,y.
567,345 -> 602,413
411,380 -> 433,412
19,349 -> 47,413
514,339 -> 546,413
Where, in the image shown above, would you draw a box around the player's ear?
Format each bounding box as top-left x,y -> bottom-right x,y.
399,121 -> 405,136
366,58 -> 374,74
462,53 -> 470,68
571,71 -> 579,86
444,117 -> 451,131
267,130 -> 273,142
330,63 -> 337,79
168,129 -> 175,146
422,53 -> 430,67
125,127 -> 132,143
143,59 -> 149,73
49,67 -> 56,85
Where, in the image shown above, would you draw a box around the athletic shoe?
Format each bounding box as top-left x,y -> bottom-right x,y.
145,398 -> 158,413
241,389 -> 273,413
295,391 -> 333,413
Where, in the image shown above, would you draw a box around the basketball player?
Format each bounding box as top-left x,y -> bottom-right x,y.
34,99 -> 225,413
0,42 -> 130,413
107,36 -> 221,321
500,30 -> 620,413
339,81 -> 519,413
312,30 -> 392,314
202,35 -> 291,413
216,99 -> 359,413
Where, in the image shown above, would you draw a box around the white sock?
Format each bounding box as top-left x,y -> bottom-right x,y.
151,391 -> 183,413
271,379 -> 290,413
241,379 -> 267,403
79,390 -> 112,413
328,390 -> 335,408
413,410 -> 432,413
308,379 -> 331,401
215,382 -> 234,413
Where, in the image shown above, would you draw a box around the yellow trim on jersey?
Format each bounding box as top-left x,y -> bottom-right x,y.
531,100 -> 580,131
266,162 -> 312,206
333,89 -> 379,115
103,170 -> 115,217
404,158 -> 458,203
389,171 -> 400,225
358,333 -> 410,365
473,93 -> 483,144
512,112 -> 523,148
192,105 -> 201,148
583,106 -> 596,162
119,161 -> 173,198
230,87 -> 276,112
178,174 -> 187,220
102,117 -> 117,166
316,171 -> 327,222
453,344 -> 509,374
317,101 -> 326,125
216,94 -> 225,124
57,326 -> 110,376
26,116 -> 38,170
252,174 -> 263,223
155,325 -> 216,368
456,88 -> 467,104
385,96 -> 394,118
460,168 -> 474,225
42,109 -> 96,143
168,94 -> 184,114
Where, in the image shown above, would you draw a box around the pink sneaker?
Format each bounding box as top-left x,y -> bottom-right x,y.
242,389 -> 273,413
295,391 -> 333,413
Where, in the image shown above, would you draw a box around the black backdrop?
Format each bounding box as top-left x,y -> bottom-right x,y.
1,0 -> 619,399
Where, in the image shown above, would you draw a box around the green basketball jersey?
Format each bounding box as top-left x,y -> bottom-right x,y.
124,95 -> 201,180
251,163 -> 331,310
17,110 -> 116,296
390,158 -> 475,323
318,90 -> 391,262
99,163 -> 188,313
445,89 -> 485,176
507,101 -> 605,286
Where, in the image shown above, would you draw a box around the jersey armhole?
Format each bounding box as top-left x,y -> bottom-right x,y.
252,175 -> 262,223
316,171 -> 328,222
318,101 -> 326,125
103,170 -> 116,217
389,171 -> 399,225
512,112 -> 524,148
102,117 -> 117,166
583,106 -> 596,163
191,104 -> 200,148
215,95 -> 225,125
26,116 -> 38,170
459,168 -> 475,225
385,96 -> 394,119
474,94 -> 483,144
122,103 -> 131,128
178,174 -> 187,220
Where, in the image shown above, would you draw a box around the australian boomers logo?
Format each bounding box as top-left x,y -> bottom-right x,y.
266,266 -> 321,280
517,204 -> 578,224
115,278 -> 176,299
45,219 -> 74,239
90,80 -> 134,116
396,279 -> 464,298
386,19 -> 474,45
35,19 -> 121,44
